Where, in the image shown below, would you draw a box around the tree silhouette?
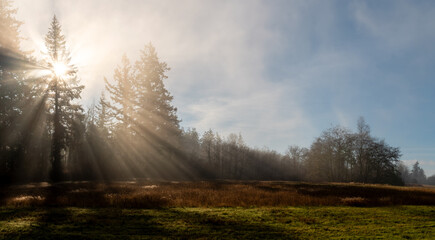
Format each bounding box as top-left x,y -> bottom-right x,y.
0,0 -> 27,182
411,161 -> 426,184
0,2 -> 422,185
44,15 -> 84,182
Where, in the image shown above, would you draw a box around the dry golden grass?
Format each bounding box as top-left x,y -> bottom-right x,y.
1,180 -> 434,208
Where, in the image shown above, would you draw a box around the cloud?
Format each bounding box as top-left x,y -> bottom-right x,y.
11,0 -> 435,176
11,0 -> 392,151
13,0 -> 313,150
352,1 -> 435,51
186,80 -> 314,150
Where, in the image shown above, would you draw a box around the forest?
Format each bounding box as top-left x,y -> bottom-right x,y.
0,0 -> 433,187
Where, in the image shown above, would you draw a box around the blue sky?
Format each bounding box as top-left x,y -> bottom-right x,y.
14,0 -> 435,176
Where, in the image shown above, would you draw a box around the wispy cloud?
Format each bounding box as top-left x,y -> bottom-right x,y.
353,1 -> 435,51
12,0 -> 435,173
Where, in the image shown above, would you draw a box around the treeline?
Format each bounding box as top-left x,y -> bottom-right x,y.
398,161 -> 435,185
182,120 -> 435,185
1,1 -> 433,185
181,118 -> 405,185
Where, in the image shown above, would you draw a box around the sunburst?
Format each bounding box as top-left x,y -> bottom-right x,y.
52,61 -> 69,78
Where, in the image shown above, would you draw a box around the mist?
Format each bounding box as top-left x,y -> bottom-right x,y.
2,1 -> 435,239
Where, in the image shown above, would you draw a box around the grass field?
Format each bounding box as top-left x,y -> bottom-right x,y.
0,181 -> 434,239
1,181 -> 434,207
0,206 -> 434,239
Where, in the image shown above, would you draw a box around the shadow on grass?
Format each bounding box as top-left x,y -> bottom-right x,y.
2,207 -> 298,239
163,208 -> 297,239
44,183 -> 109,208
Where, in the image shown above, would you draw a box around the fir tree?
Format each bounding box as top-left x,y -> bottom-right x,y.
135,43 -> 180,141
44,15 -> 84,181
411,161 -> 426,184
96,91 -> 110,137
104,55 -> 136,135
0,0 -> 27,181
0,0 -> 22,51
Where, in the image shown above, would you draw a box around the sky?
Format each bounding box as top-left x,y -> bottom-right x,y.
12,0 -> 435,176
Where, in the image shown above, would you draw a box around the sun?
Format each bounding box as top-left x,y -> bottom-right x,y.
52,61 -> 69,77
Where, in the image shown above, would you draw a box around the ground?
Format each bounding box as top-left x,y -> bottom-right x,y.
0,181 -> 434,239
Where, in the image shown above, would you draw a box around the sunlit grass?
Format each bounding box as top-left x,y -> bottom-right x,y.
1,181 -> 434,239
0,206 -> 434,239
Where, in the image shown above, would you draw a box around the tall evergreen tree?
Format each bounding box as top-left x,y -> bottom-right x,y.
0,0 -> 27,182
411,161 -> 426,184
44,15 -> 84,181
104,55 -> 140,177
0,0 -> 21,51
96,91 -> 110,137
135,43 -> 180,142
104,55 -> 136,135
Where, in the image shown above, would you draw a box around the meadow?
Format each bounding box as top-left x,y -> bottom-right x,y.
0,181 -> 434,239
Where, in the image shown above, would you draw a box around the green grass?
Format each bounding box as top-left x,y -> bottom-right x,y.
1,206 -> 434,239
1,181 -> 434,238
